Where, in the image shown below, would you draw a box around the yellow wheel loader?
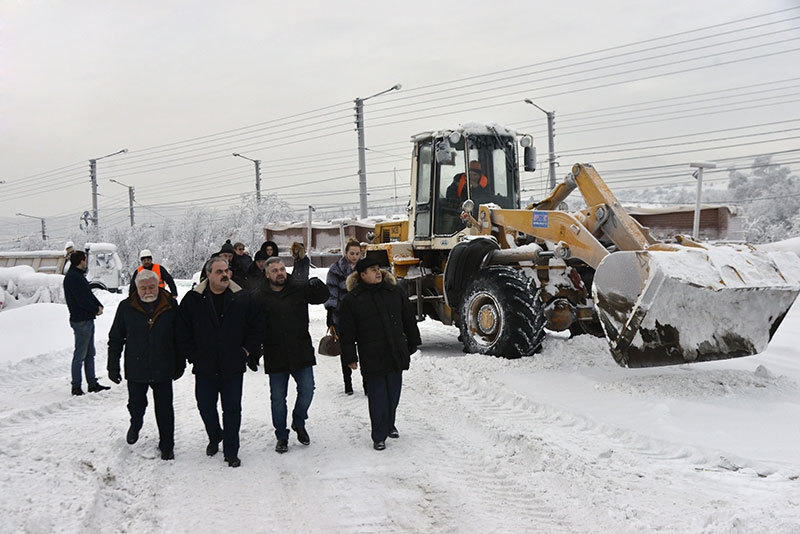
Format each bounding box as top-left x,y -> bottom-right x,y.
367,123 -> 800,367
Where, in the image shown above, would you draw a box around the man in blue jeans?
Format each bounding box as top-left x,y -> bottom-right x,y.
63,250 -> 111,396
251,257 -> 328,453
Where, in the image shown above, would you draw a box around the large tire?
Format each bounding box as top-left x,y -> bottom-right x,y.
458,266 -> 546,358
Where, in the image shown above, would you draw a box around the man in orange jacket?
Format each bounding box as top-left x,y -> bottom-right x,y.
129,249 -> 178,298
446,160 -> 490,201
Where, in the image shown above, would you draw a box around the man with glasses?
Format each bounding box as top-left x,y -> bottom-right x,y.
129,249 -> 178,298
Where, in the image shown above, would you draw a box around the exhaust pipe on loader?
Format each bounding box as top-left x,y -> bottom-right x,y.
592,244 -> 800,368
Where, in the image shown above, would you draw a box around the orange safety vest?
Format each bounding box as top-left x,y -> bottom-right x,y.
456,173 -> 489,198
137,264 -> 165,289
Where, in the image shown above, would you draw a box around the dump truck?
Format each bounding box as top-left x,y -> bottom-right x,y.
366,123 -> 800,367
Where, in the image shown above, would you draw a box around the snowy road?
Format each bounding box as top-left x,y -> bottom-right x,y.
1,274 -> 799,533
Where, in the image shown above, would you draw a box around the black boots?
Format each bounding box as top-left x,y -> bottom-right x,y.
71,387 -> 84,396
126,425 -> 140,445
373,441 -> 386,451
275,439 -> 288,454
206,435 -> 222,456
224,456 -> 241,468
291,424 -> 310,446
388,427 -> 399,439
88,382 -> 111,393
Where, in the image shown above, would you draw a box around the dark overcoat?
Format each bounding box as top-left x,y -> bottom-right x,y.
257,277 -> 329,374
338,270 -> 421,377
177,279 -> 264,377
107,289 -> 183,383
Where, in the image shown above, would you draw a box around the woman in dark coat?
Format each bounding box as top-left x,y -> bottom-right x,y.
324,238 -> 362,394
338,257 -> 421,450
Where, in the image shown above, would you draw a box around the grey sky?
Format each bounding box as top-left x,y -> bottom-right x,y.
1,0 -> 799,245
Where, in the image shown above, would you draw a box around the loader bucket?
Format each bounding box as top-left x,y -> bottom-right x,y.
592,244 -> 800,368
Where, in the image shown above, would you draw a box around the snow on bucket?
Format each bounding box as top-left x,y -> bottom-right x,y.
592,244 -> 800,368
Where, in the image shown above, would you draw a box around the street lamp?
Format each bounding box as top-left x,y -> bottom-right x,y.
523,98 -> 557,190
232,153 -> 262,203
355,83 -> 402,218
689,161 -> 717,239
16,212 -> 47,241
109,178 -> 136,227
89,148 -> 128,227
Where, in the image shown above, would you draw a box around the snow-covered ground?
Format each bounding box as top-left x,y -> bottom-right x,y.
1,271 -> 798,533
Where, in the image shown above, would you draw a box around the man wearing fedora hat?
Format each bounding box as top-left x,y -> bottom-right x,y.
338,257 -> 421,451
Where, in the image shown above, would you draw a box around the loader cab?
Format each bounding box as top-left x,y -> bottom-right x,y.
411,126 -> 520,242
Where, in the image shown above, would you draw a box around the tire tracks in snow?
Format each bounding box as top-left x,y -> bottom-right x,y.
408,354 -> 800,532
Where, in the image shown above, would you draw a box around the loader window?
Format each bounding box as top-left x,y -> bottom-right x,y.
415,141 -> 434,238
434,138 -> 467,235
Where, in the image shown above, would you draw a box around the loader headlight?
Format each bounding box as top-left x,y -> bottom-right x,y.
461,199 -> 474,213
519,135 -> 533,148
449,131 -> 462,144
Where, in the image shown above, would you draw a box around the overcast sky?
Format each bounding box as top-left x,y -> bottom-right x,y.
1,0 -> 799,246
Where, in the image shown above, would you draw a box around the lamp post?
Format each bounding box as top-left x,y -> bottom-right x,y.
16,212 -> 47,241
689,161 -> 717,240
232,153 -> 262,203
523,99 -> 557,190
355,83 -> 402,218
306,205 -> 316,252
89,148 -> 128,227
109,179 -> 136,227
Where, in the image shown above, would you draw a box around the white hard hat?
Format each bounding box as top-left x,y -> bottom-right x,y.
65,241 -> 74,250
140,249 -> 153,259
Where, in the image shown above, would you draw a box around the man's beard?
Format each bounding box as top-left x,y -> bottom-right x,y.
271,276 -> 287,286
140,293 -> 158,303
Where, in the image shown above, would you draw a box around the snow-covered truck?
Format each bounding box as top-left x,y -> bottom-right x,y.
0,242 -> 123,293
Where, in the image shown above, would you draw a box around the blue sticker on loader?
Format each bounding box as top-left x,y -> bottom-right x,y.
532,211 -> 549,228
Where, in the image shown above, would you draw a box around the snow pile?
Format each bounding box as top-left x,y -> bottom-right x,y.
0,265 -> 64,310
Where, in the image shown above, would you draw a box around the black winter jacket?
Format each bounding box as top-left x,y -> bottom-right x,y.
324,256 -> 355,328
178,279 -> 264,377
107,289 -> 183,383
243,262 -> 266,293
338,270 -> 421,377
256,277 -> 329,374
63,265 -> 102,322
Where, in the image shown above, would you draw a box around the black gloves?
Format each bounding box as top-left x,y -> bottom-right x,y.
247,353 -> 260,372
309,277 -> 325,290
108,369 -> 122,384
326,308 -> 334,327
173,367 -> 185,381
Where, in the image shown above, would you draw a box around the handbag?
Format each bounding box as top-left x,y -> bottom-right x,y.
318,326 -> 341,356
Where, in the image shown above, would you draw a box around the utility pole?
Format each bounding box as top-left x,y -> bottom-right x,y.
15,212 -> 47,241
232,153 -> 262,203
523,99 -> 557,190
689,161 -> 717,239
306,205 -> 316,251
393,167 -> 398,211
89,148 -> 128,227
89,159 -> 98,226
110,179 -> 135,226
354,83 -> 402,219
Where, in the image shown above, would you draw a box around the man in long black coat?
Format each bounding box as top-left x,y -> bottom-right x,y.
178,256 -> 263,467
107,269 -> 184,460
253,257 -> 329,454
338,257 -> 421,451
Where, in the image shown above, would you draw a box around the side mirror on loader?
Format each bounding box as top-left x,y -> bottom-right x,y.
524,146 -> 537,172
435,139 -> 456,165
